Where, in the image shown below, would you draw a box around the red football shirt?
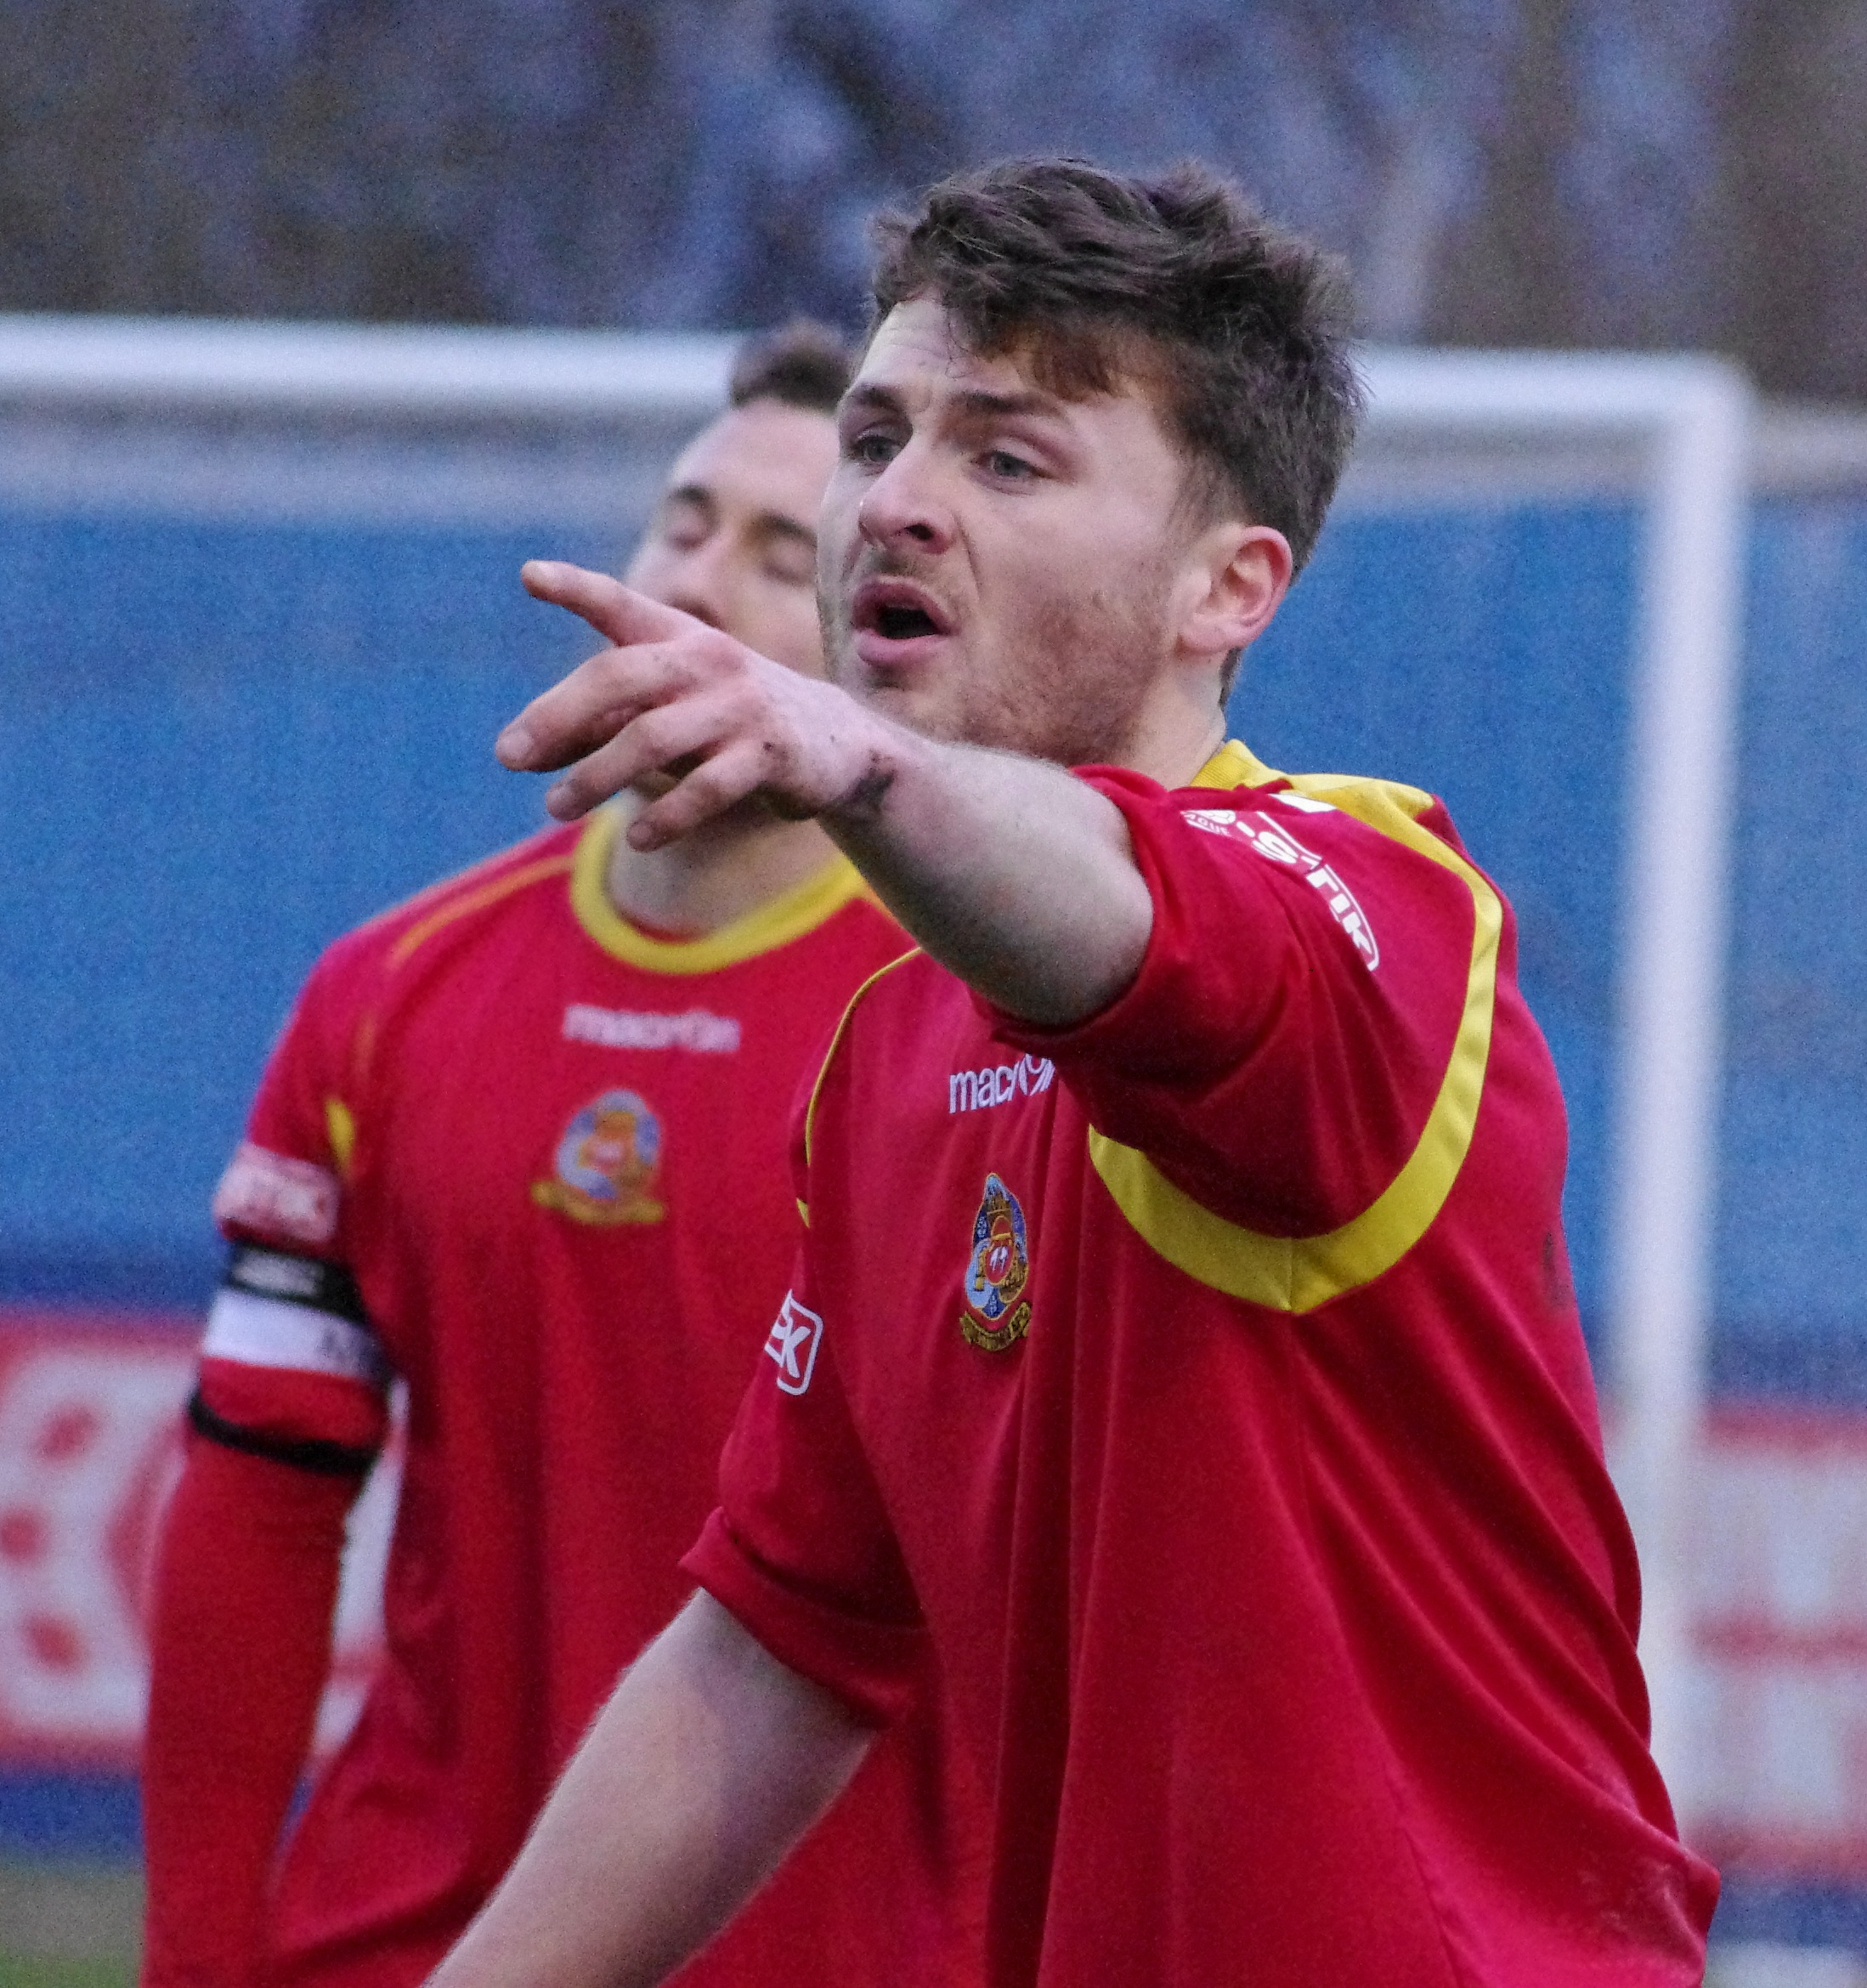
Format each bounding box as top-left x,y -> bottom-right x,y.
686,741 -> 1719,1988
190,809 -> 980,1986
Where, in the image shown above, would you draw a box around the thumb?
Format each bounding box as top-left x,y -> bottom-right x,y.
521,560 -> 696,649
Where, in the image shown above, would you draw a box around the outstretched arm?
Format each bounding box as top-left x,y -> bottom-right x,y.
430,1591 -> 872,1988
498,564 -> 1155,1027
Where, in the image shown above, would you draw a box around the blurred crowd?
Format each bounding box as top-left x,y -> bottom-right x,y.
3,0 -> 1865,399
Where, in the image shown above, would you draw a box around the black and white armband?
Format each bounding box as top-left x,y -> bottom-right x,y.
191,1244 -> 392,1475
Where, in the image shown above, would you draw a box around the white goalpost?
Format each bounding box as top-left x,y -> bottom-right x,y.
0,316 -> 1752,1806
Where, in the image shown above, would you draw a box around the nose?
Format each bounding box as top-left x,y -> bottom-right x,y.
658,538 -> 734,631
858,447 -> 955,557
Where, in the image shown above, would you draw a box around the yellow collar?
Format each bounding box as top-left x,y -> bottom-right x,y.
569,807 -> 873,975
1191,739 -> 1281,790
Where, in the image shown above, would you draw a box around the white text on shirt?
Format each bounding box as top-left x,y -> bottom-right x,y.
1182,807 -> 1381,970
563,1004 -> 742,1053
949,1056 -> 1055,1114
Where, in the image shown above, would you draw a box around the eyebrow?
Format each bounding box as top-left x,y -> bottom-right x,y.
658,485 -> 815,546
841,383 -> 906,421
952,388 -> 1067,422
840,382 -> 1068,427
659,483 -> 716,514
755,513 -> 816,547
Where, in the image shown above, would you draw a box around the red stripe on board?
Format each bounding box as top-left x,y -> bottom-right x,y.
1705,1401 -> 1867,1455
1699,1623 -> 1867,1664
0,1304 -> 202,1342
1692,1823 -> 1867,1886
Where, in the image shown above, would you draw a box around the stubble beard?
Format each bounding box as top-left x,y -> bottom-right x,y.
987,568 -> 1170,768
818,552 -> 1174,770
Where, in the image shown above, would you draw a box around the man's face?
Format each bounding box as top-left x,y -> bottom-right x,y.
818,295 -> 1203,766
626,399 -> 840,677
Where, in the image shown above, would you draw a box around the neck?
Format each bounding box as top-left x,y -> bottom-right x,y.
1120,665 -> 1231,787
604,800 -> 841,937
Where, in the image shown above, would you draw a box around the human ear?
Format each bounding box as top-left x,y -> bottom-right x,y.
1176,523 -> 1293,660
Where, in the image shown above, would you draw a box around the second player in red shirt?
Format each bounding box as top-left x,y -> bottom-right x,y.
139,326 -> 980,1988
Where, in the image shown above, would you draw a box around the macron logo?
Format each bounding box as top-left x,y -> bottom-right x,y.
563,1003 -> 741,1053
763,1292 -> 823,1396
949,1056 -> 1055,1114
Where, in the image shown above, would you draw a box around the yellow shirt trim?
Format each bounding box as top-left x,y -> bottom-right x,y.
388,852 -> 576,970
569,806 -> 876,976
1086,743 -> 1499,1313
802,949 -> 923,1176
324,1096 -> 358,1181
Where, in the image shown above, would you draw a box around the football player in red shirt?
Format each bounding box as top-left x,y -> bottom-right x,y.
139,324 -> 981,1988
431,160 -> 1719,1988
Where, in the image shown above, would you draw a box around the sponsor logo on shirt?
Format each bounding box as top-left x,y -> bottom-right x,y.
562,1003 -> 741,1054
959,1173 -> 1033,1353
764,1291 -> 823,1395
212,1142 -> 342,1248
948,1056 -> 1055,1114
531,1089 -> 665,1225
1181,807 -> 1381,970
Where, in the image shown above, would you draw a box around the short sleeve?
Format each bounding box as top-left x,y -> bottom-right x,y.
682,1243 -> 928,1726
212,949 -> 362,1260
987,767 -> 1490,1238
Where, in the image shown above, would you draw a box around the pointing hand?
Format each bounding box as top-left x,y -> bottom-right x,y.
499,562 -> 895,848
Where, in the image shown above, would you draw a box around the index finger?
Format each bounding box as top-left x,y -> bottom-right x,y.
496,639 -> 690,773
521,560 -> 696,650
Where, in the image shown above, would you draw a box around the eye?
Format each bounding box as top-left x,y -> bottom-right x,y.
847,430 -> 900,467
983,449 -> 1037,481
762,542 -> 818,586
653,501 -> 710,550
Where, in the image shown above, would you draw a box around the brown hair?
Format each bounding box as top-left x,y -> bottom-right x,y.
728,318 -> 854,417
869,158 -> 1361,574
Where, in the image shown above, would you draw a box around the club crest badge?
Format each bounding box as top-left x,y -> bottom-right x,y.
532,1089 -> 665,1225
960,1173 -> 1033,1352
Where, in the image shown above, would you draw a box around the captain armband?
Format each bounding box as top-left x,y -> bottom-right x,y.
193,1244 -> 393,1474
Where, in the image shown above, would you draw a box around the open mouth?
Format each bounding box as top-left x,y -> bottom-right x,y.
851,578 -> 952,648
875,603 -> 940,641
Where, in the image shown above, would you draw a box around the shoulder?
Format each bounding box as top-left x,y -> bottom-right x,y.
1163,742 -> 1497,931
345,817 -> 583,962
312,818 -> 584,994
272,819 -> 583,1079
1243,770 -> 1462,858
1084,743 -> 1473,891
1174,738 -> 1456,856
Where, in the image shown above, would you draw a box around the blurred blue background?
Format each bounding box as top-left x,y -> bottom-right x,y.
0,508 -> 605,1308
